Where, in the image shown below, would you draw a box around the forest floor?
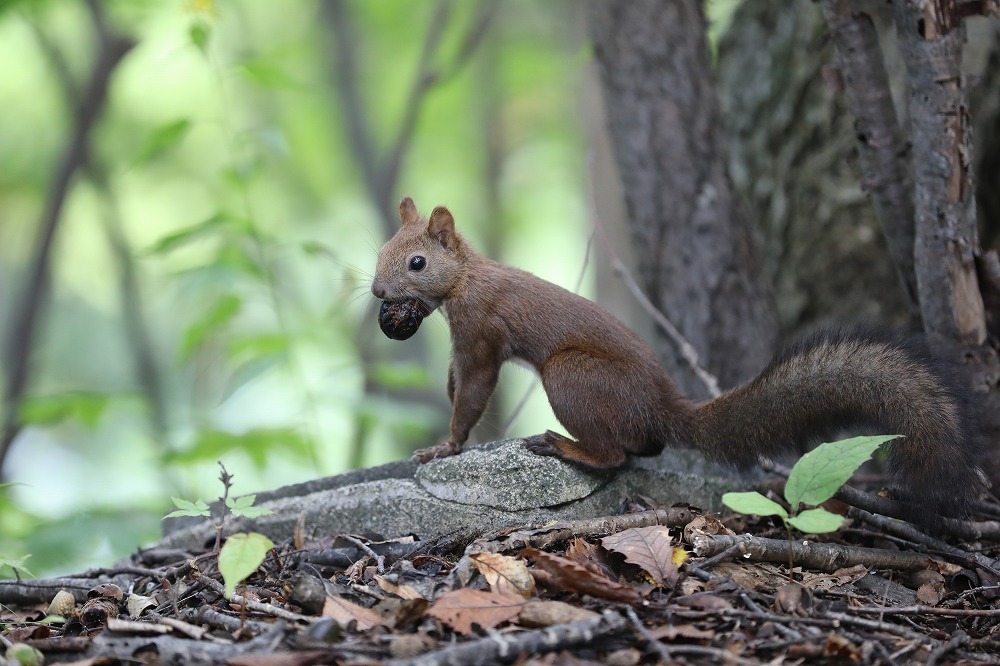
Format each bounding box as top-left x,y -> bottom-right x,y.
3,497 -> 1000,665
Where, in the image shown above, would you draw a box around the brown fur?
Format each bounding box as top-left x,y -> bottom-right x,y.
372,198 -> 988,517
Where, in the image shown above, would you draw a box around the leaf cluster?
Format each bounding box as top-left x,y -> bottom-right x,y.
722,435 -> 900,533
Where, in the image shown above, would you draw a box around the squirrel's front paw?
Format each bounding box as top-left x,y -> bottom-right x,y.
412,440 -> 463,463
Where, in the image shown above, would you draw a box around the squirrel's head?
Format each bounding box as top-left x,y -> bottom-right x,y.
371,197 -> 468,312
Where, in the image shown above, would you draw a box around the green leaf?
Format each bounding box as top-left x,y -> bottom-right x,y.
145,213 -> 231,256
0,554 -> 33,578
135,119 -> 191,165
721,491 -> 788,520
787,508 -> 845,534
6,643 -> 43,666
785,435 -> 900,509
219,532 -> 274,597
189,21 -> 211,55
240,59 -> 302,90
227,495 -> 273,519
163,497 -> 211,519
180,294 -> 242,360
164,427 -> 314,470
19,392 -> 110,429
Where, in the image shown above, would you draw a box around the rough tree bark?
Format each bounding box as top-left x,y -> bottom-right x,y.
821,0 -> 920,321
718,2 -> 916,332
892,0 -> 989,360
588,0 -> 779,399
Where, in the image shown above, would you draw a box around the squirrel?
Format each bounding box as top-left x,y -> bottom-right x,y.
371,197 -> 989,518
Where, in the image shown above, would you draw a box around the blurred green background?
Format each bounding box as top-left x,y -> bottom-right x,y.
0,0 -> 736,576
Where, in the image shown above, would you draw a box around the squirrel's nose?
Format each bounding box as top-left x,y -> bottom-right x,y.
372,283 -> 387,299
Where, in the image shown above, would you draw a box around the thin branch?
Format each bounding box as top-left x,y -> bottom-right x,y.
323,0 -> 498,238
0,0 -> 134,476
608,255 -> 722,398
820,0 -> 920,319
848,507 -> 1000,575
585,158 -> 722,398
321,0 -> 384,231
690,533 -> 936,572
380,0 -> 500,207
29,19 -> 171,448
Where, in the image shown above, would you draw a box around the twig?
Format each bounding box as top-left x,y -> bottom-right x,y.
691,533 -> 935,572
381,1 -> 500,207
848,508 -> 1000,575
192,571 -> 313,624
338,535 -> 386,574
927,630 -> 968,666
624,606 -> 672,663
322,0 -> 497,237
0,0 -> 133,476
474,508 -> 695,555
852,606 -> 1000,618
585,163 -> 722,398
703,607 -> 936,646
0,577 -> 130,605
383,610 -> 628,666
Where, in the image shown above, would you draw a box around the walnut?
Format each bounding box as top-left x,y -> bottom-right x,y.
378,299 -> 427,340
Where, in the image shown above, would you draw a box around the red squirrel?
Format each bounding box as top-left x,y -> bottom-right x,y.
371,197 -> 988,517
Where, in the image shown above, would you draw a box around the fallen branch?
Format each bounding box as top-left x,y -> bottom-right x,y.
848,508 -> 1000,575
383,610 -> 628,666
690,533 -> 935,572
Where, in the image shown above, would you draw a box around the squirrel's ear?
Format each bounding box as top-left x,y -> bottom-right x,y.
399,197 -> 420,226
428,206 -> 456,249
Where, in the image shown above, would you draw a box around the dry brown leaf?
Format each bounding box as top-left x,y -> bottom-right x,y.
600,526 -> 679,587
925,559 -> 963,576
322,595 -> 382,631
518,600 -> 599,628
374,574 -> 424,600
823,632 -> 861,660
469,552 -> 535,599
916,581 -> 944,606
683,514 -> 733,542
708,561 -> 786,591
565,537 -> 618,580
520,547 -> 641,604
801,564 -> 869,591
426,588 -> 524,636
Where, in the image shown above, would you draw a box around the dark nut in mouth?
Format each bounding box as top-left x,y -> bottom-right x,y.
378,299 -> 427,340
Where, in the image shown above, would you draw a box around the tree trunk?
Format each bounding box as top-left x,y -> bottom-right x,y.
588,0 -> 778,399
717,1 -> 917,334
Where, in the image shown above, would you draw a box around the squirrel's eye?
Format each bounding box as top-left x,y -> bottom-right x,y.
409,256 -> 426,271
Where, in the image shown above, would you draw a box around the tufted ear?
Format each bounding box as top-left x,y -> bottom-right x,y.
399,196 -> 420,226
428,206 -> 456,249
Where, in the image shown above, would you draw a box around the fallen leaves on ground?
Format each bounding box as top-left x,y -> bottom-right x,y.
4,501 -> 1000,665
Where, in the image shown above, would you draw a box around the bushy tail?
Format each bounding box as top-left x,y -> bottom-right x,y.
694,325 -> 989,518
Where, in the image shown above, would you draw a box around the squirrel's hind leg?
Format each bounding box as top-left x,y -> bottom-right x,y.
524,430 -> 627,468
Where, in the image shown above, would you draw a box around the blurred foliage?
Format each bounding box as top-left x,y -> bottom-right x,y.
0,0 -> 593,575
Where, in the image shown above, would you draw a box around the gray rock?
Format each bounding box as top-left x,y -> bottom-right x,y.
153,438 -> 756,551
